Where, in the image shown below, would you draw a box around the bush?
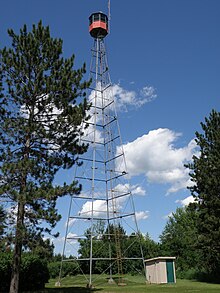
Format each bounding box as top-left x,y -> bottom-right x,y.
0,252 -> 49,291
20,254 -> 50,290
195,270 -> 220,284
48,261 -> 80,279
0,252 -> 12,292
176,268 -> 198,280
48,261 -> 61,279
176,268 -> 220,283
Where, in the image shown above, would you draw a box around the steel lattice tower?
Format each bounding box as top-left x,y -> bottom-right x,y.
58,12 -> 145,288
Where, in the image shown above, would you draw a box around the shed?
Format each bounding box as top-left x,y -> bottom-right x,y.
144,257 -> 176,284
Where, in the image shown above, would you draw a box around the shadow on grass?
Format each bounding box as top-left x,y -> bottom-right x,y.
42,275 -> 144,293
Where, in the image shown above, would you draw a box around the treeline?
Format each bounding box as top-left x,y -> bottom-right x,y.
160,110 -> 220,283
0,108 -> 219,288
77,224 -> 160,275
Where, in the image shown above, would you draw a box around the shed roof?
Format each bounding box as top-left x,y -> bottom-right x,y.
144,256 -> 176,263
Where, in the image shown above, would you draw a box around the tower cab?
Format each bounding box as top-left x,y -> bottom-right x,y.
89,12 -> 108,38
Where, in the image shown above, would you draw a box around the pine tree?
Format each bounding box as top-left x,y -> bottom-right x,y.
186,109 -> 220,281
0,21 -> 90,292
0,205 -> 6,239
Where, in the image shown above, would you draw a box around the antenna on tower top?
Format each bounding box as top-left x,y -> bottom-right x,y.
108,0 -> 111,34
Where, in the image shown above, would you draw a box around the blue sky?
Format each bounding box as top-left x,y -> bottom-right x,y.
1,0 -> 219,253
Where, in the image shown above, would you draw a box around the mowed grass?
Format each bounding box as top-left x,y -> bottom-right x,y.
43,274 -> 220,293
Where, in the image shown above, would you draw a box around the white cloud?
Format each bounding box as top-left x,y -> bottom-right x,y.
76,183 -> 145,221
132,185 -> 146,196
79,200 -> 107,218
176,195 -> 195,206
140,86 -> 157,104
87,83 -> 157,114
119,128 -> 198,194
65,218 -> 77,227
112,84 -> 157,111
83,83 -> 157,144
67,232 -> 78,239
166,178 -> 194,194
112,84 -> 136,111
114,183 -> 146,196
51,233 -> 78,247
135,211 -> 149,221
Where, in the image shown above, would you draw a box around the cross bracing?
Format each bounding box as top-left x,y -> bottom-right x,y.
58,33 -> 145,288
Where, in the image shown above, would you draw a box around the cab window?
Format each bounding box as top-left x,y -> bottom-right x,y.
94,14 -> 100,21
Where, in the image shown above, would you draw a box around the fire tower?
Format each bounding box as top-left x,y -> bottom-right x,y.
58,11 -> 145,288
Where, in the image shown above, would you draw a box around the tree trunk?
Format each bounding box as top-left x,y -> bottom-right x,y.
10,136 -> 30,293
9,201 -> 25,293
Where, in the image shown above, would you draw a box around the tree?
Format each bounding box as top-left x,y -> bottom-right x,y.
0,21 -> 90,292
141,233 -> 160,260
0,205 -> 11,253
186,109 -> 220,281
0,205 -> 6,239
125,232 -> 159,274
23,232 -> 55,260
78,222 -> 151,275
160,207 -> 199,274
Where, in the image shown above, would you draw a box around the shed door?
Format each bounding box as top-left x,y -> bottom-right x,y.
166,260 -> 174,283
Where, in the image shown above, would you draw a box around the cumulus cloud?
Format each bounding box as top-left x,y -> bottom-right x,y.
176,195 -> 195,206
76,183 -> 145,221
77,198 -> 123,219
83,84 -> 198,196
135,211 -> 149,221
65,218 -> 77,227
83,83 -> 157,144
140,86 -> 157,103
119,128 -> 198,194
79,200 -> 107,218
67,232 -> 78,240
87,83 -> 157,114
51,233 -> 78,247
114,183 -> 146,196
112,84 -> 157,112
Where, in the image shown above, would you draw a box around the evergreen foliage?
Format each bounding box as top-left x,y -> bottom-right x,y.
0,205 -> 9,252
0,205 -> 6,238
0,21 -> 90,292
0,252 -> 49,291
0,252 -> 12,292
48,261 -> 79,279
160,207 -> 200,277
23,232 -> 55,260
159,110 -> 220,282
186,109 -> 220,282
78,223 -> 159,275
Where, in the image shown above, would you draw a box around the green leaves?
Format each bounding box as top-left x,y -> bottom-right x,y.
185,109 -> 220,281
0,20 -> 90,275
0,205 -> 6,239
160,207 -> 199,273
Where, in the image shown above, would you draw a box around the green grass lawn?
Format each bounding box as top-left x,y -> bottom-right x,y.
43,275 -> 220,293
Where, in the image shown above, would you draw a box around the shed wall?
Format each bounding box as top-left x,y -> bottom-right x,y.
146,260 -> 167,284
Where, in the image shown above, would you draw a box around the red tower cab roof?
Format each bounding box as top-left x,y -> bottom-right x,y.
89,12 -> 108,38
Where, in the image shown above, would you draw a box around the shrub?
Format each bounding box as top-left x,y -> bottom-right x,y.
20,254 -> 50,290
0,252 -> 49,291
48,261 -> 80,278
176,268 -> 198,280
48,261 -> 61,279
0,252 -> 12,292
